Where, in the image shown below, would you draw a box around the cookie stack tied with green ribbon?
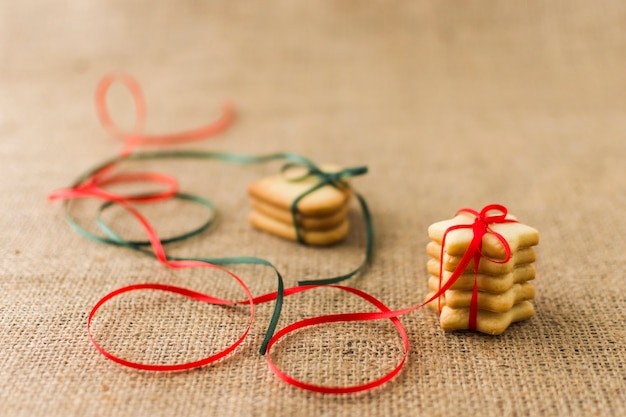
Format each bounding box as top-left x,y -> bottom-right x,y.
425,210 -> 540,335
247,164 -> 352,246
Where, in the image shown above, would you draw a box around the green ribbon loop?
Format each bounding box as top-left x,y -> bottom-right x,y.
296,191 -> 373,286
282,162 -> 373,284
61,150 -> 374,355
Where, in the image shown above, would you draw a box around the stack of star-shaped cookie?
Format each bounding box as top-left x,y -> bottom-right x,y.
425,211 -> 540,334
247,164 -> 352,246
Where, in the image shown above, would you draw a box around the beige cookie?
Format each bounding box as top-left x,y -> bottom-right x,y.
249,196 -> 349,231
427,241 -> 536,275
427,263 -> 535,293
437,301 -> 535,335
247,164 -> 351,216
428,212 -> 539,260
248,210 -> 349,245
426,282 -> 536,313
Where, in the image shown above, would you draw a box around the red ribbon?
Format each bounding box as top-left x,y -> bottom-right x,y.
51,73 -> 523,394
50,73 -> 255,372
86,283 -> 409,394
437,204 -> 518,329
264,285 -> 409,394
94,72 -> 234,155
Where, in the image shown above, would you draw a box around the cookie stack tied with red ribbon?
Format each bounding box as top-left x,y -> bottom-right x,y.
425,205 -> 540,335
247,164 -> 353,246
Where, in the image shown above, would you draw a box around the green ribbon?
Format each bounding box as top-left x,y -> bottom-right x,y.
62,150 -> 373,354
286,165 -> 373,286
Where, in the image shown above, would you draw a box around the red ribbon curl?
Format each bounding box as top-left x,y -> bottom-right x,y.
94,72 -> 234,155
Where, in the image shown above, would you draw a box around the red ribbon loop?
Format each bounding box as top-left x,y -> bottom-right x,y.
95,73 -> 234,154
88,281 -> 255,372
263,285 -> 409,394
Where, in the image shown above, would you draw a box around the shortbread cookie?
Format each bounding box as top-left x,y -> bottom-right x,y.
247,164 -> 351,216
248,210 -> 349,245
428,212 -> 539,260
427,242 -> 537,275
426,263 -> 535,293
426,282 -> 536,313
438,301 -> 535,335
249,196 -> 349,231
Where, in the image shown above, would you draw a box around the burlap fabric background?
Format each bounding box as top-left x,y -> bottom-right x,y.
1,1 -> 624,416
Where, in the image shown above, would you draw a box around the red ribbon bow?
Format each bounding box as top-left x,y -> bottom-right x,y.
437,204 -> 519,330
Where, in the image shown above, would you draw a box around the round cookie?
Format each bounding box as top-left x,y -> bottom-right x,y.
249,197 -> 349,231
248,210 -> 349,246
247,164 -> 351,216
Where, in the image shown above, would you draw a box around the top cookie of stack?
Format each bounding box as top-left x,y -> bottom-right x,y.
247,164 -> 352,245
